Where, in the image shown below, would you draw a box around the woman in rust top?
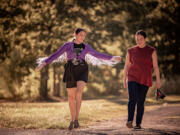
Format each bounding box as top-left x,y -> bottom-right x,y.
123,30 -> 161,129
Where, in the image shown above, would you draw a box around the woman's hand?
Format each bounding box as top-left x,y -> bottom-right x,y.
156,80 -> 161,89
37,62 -> 46,71
112,56 -> 121,62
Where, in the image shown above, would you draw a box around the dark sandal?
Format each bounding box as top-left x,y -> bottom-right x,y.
74,120 -> 80,128
68,121 -> 74,130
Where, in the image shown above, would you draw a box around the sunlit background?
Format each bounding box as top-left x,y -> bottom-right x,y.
0,0 -> 179,101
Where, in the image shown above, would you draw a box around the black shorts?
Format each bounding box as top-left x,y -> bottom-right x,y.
63,60 -> 88,88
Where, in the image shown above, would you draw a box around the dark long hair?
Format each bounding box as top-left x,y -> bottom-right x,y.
74,28 -> 86,34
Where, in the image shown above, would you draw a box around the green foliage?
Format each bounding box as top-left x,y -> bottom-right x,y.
0,0 -> 179,100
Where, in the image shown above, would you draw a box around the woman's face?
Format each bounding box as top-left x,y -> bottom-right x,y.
136,34 -> 146,47
75,31 -> 86,43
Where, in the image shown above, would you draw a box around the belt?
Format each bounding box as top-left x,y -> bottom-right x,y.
68,58 -> 86,66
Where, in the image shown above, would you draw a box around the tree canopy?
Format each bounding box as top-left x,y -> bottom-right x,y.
0,0 -> 179,99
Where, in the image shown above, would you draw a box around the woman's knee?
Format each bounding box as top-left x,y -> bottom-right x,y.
137,99 -> 145,106
68,89 -> 76,101
128,95 -> 138,102
76,85 -> 84,97
76,91 -> 82,100
68,94 -> 75,101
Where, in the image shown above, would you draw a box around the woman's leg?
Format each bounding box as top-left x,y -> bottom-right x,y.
75,81 -> 86,120
67,88 -> 77,122
136,84 -> 148,126
127,82 -> 139,122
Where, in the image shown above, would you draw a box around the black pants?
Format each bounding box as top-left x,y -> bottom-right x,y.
127,81 -> 149,125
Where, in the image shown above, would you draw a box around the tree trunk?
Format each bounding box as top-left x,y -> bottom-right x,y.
39,65 -> 49,100
53,65 -> 60,97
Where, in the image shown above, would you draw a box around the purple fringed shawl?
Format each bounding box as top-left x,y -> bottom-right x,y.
37,41 -> 119,66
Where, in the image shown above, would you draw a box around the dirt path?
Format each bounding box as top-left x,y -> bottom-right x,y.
0,104 -> 180,135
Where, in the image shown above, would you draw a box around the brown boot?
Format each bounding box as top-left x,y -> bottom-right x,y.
126,121 -> 133,128
134,124 -> 141,129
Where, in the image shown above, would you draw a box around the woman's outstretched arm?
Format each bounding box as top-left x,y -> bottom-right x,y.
44,43 -> 68,64
87,44 -> 121,61
37,43 -> 68,71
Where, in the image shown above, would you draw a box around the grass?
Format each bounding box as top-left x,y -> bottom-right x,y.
0,100 -> 127,129
0,95 -> 180,129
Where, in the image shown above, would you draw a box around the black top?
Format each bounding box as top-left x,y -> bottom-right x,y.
74,43 -> 85,56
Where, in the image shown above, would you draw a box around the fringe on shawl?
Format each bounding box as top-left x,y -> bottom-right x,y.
85,54 -> 119,66
36,53 -> 67,66
37,53 -> 119,66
